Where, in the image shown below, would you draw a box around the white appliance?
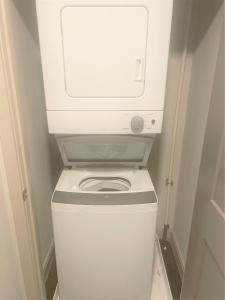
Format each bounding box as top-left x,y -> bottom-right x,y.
52,134 -> 158,300
53,241 -> 173,300
36,0 -> 173,133
36,1 -> 173,298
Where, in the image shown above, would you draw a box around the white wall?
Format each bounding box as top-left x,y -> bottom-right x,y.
0,143 -> 26,300
5,0 -> 62,264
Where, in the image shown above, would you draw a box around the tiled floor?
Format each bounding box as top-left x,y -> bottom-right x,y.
53,240 -> 172,300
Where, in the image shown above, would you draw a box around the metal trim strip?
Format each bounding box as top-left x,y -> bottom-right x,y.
52,190 -> 157,205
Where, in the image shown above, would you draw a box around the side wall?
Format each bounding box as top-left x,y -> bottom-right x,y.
4,0 -> 62,265
149,0 -> 191,236
171,0 -> 224,267
150,0 -> 223,271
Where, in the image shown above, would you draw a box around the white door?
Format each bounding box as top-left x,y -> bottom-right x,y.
0,4 -> 46,298
181,21 -> 225,299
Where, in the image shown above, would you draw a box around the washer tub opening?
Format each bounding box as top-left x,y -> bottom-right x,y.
79,177 -> 131,192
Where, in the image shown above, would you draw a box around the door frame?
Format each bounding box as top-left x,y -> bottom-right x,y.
165,0 -> 225,276
0,2 -> 46,299
153,0 -> 194,277
155,0 -> 193,233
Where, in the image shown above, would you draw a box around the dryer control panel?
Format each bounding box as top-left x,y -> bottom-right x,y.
47,111 -> 163,134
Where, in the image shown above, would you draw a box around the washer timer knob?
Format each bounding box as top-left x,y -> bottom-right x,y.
131,116 -> 144,133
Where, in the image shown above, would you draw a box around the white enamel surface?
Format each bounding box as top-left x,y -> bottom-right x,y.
52,168 -> 157,299
53,240 -> 172,300
52,201 -> 157,300
47,111 -> 163,134
62,6 -> 147,98
55,168 -> 154,193
36,0 -> 173,133
36,0 -> 172,110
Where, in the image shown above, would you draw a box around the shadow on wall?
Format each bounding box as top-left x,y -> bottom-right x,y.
147,0 -> 191,192
11,0 -> 64,187
169,0 -> 224,55
148,135 -> 161,188
12,0 -> 39,43
188,0 -> 224,53
148,0 -> 224,228
49,135 -> 64,186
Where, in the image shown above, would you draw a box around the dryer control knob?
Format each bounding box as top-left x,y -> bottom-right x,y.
131,116 -> 144,133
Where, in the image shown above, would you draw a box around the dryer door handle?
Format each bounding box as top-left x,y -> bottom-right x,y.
135,57 -> 144,82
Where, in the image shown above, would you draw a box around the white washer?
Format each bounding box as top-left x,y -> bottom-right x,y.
52,135 -> 158,300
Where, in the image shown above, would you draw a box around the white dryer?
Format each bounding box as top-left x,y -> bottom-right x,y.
52,135 -> 158,300
36,0 -> 173,133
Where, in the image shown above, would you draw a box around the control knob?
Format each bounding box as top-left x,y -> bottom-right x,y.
131,116 -> 144,133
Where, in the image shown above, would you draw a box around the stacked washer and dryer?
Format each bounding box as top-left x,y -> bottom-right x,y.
36,1 -> 173,299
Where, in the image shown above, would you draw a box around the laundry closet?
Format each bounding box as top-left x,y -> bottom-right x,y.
0,0 -> 224,299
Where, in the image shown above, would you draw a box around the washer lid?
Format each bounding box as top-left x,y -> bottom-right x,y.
56,135 -> 154,167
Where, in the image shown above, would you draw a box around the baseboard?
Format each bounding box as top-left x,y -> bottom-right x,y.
43,240 -> 55,283
169,229 -> 185,279
156,237 -> 173,300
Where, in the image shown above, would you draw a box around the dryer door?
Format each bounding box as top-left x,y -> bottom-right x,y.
56,135 -> 154,167
62,6 -> 147,99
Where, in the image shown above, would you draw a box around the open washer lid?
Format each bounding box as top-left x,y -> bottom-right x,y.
56,135 -> 154,167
